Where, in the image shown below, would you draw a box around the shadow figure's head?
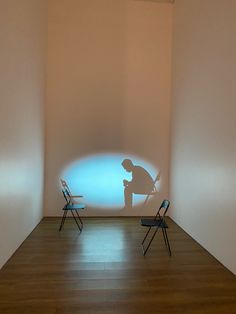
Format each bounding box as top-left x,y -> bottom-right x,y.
122,159 -> 134,172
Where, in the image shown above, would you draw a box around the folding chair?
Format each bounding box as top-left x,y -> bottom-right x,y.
140,199 -> 171,256
59,179 -> 86,232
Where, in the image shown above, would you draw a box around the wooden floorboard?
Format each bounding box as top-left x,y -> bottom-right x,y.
0,217 -> 235,314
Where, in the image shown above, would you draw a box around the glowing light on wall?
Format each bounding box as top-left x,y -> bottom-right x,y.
61,153 -> 158,209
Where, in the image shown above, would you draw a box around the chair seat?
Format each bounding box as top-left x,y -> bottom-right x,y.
140,218 -> 168,228
63,203 -> 85,210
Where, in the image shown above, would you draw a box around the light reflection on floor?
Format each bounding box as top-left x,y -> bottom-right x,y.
79,225 -> 126,262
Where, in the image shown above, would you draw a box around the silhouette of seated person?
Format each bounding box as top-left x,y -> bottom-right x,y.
122,159 -> 155,208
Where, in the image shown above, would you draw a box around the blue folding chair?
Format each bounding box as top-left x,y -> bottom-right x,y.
59,179 -> 86,232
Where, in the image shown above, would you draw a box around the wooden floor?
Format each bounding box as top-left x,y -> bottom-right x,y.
0,218 -> 235,314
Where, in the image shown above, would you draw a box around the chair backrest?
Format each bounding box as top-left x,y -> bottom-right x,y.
60,179 -> 72,194
60,179 -> 72,204
155,199 -> 170,221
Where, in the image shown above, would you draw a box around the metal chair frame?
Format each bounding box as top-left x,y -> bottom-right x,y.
141,199 -> 171,256
59,180 -> 85,232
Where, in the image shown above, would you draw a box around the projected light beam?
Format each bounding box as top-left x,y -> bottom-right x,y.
61,153 -> 158,209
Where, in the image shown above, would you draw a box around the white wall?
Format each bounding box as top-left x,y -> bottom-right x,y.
45,0 -> 172,216
170,0 -> 236,274
0,0 -> 47,269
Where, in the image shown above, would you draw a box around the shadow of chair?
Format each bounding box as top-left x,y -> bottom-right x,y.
59,179 -> 86,232
140,199 -> 171,256
140,172 -> 160,210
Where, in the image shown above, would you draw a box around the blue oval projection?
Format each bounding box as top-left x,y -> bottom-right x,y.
61,153 -> 157,209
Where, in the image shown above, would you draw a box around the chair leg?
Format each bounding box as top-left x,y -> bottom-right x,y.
59,210 -> 67,231
142,228 -> 159,256
162,228 -> 168,247
71,210 -> 82,232
75,210 -> 83,228
163,228 -> 171,256
142,227 -> 152,245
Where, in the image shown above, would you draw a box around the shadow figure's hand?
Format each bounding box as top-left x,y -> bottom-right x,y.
123,179 -> 129,187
